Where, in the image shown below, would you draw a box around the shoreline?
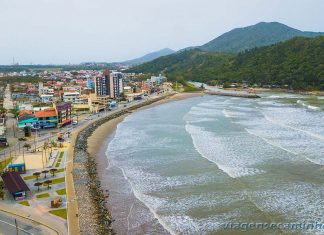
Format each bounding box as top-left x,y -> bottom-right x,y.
87,92 -> 204,158
72,92 -> 203,234
87,92 -> 204,234
207,86 -> 324,96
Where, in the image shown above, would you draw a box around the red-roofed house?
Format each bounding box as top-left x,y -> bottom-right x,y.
34,107 -> 58,128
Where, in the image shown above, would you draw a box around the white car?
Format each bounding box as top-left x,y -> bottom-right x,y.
72,120 -> 78,125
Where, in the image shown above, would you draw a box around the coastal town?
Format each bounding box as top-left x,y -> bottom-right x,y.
1,0 -> 324,234
0,68 -> 172,234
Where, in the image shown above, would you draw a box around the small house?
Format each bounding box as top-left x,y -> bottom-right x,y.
1,172 -> 30,200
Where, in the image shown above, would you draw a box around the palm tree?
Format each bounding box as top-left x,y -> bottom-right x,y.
33,172 -> 41,181
50,168 -> 57,177
42,170 -> 49,178
34,182 -> 43,192
23,143 -> 31,151
44,180 -> 52,190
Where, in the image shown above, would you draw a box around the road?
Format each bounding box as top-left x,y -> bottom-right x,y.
0,210 -> 57,235
0,90 -> 172,234
0,91 -> 170,160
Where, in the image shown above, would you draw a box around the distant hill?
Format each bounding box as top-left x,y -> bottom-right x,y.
128,36 -> 324,90
122,48 -> 175,65
199,22 -> 324,52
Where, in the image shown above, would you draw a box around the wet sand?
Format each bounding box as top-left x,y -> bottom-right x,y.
87,92 -> 204,234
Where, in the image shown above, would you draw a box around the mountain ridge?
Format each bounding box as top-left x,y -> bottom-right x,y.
121,48 -> 175,65
199,21 -> 324,52
128,36 -> 324,90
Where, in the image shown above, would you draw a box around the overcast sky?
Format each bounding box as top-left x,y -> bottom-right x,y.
1,0 -> 324,64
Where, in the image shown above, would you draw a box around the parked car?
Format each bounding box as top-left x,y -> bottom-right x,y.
18,137 -> 27,141
0,137 -> 8,147
72,120 -> 78,125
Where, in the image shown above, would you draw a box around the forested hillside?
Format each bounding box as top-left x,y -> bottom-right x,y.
128,36 -> 324,90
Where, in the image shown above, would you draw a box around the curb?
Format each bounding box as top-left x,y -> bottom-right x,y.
0,208 -> 60,234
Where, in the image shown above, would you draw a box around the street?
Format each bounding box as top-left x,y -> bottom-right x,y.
0,210 -> 57,235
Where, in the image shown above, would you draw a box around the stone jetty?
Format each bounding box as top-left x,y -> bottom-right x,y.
72,94 -> 175,235
205,91 -> 260,98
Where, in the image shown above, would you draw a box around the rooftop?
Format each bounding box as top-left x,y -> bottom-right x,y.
1,172 -> 30,194
35,108 -> 56,118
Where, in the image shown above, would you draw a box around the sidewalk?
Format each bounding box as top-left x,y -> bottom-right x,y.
0,202 -> 61,234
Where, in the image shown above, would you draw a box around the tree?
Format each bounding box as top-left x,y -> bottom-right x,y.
42,170 -> 49,179
33,172 -> 41,181
23,143 -> 31,151
50,169 -> 58,177
34,182 -> 43,192
43,180 -> 52,190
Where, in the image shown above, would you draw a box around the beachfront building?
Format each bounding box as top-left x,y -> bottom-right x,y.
109,71 -> 124,99
54,102 -> 72,127
88,93 -> 110,113
17,107 -> 58,128
34,107 -> 58,128
95,70 -> 110,97
17,113 -> 38,128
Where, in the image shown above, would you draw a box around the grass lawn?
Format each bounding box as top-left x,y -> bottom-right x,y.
55,161 -> 61,168
24,175 -> 36,180
59,152 -> 64,158
52,177 -> 65,185
56,188 -> 66,195
48,208 -> 67,220
36,193 -> 50,199
18,201 -> 30,206
183,82 -> 202,92
56,168 -> 64,173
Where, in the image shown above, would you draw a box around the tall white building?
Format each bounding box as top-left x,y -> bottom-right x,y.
109,72 -> 123,99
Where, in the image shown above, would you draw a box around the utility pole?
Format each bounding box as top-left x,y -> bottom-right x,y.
22,147 -> 25,165
34,128 -> 38,152
41,150 -> 44,169
12,122 -> 16,138
15,218 -> 18,235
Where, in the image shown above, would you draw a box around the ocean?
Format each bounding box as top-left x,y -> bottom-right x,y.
103,93 -> 324,235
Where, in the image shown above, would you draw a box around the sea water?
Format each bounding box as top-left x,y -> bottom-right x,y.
104,93 -> 324,235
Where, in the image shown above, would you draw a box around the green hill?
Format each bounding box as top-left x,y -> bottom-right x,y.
128,36 -> 324,90
200,22 -> 324,52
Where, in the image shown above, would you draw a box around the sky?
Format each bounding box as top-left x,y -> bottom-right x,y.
1,0 -> 324,65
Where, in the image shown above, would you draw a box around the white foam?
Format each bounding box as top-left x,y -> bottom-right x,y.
263,112 -> 324,142
297,100 -> 320,111
251,182 -> 324,227
245,128 -> 298,156
222,109 -> 232,118
222,109 -> 245,118
117,165 -> 179,235
185,123 -> 264,178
